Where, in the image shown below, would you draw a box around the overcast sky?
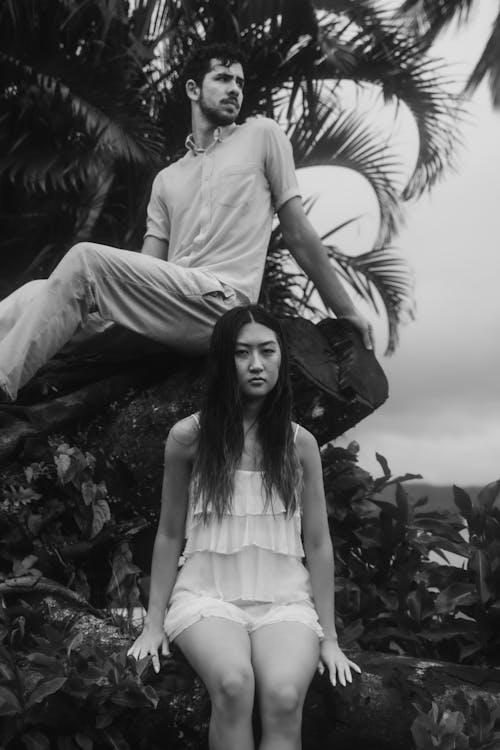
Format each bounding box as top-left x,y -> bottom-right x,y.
299,5 -> 500,487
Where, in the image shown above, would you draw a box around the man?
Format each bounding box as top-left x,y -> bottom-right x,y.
0,42 -> 373,403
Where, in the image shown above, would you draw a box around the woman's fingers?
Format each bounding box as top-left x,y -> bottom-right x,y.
348,659 -> 362,673
152,651 -> 160,673
127,634 -> 170,674
127,644 -> 140,659
337,667 -> 346,687
326,659 -> 361,687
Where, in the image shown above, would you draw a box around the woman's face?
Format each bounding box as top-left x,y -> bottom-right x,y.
234,321 -> 282,400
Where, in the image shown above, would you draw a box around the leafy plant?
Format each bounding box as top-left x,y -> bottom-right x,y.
412,692 -> 500,750
0,438 -> 146,610
0,618 -> 159,750
322,444 -> 500,665
54,443 -> 111,540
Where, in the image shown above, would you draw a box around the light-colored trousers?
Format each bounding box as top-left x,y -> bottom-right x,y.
0,242 -> 243,400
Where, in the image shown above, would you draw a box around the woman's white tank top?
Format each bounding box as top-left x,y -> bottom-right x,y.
174,415 -> 312,603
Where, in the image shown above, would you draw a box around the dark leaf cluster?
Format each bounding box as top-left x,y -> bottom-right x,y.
322,444 -> 500,667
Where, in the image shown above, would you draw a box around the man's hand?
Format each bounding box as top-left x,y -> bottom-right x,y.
278,199 -> 376,351
340,312 -> 374,351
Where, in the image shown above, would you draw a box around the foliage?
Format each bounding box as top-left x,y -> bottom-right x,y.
411,692 -> 500,750
0,612 -> 160,750
1,433 -> 500,747
321,443 -> 500,666
0,0 -> 463,350
400,0 -> 500,108
0,438 -> 144,610
0,0 -> 164,291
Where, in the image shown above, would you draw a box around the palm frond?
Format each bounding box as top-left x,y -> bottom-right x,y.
325,244 -> 414,354
275,88 -> 403,242
399,0 -> 475,45
0,51 -> 163,166
261,209 -> 414,354
465,8 -> 500,107
312,6 -> 464,197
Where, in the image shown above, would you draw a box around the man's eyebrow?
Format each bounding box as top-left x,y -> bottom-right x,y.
215,71 -> 245,81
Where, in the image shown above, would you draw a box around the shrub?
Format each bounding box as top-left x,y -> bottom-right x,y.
322,443 -> 500,666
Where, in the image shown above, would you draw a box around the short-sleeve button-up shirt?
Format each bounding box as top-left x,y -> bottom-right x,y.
145,117 -> 301,303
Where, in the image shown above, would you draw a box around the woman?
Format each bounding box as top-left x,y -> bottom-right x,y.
128,304 -> 360,750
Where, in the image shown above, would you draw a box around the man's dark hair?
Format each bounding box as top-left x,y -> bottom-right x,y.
180,42 -> 246,89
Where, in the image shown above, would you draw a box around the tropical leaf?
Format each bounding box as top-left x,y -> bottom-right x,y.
466,9 -> 500,106
25,676 -> 67,708
399,0 -> 476,46
284,94 -> 403,242
325,243 -> 414,353
309,2 -> 464,196
401,0 -> 500,108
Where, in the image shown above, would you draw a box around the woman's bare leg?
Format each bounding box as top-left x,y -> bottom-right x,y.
250,622 -> 319,750
174,617 -> 255,750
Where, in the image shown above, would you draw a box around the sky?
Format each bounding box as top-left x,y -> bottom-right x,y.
297,5 -> 500,487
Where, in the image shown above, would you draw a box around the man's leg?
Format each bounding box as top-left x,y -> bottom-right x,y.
0,242 -> 238,401
0,278 -> 113,346
0,280 -> 46,339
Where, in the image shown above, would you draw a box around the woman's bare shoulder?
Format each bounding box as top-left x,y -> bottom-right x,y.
165,414 -> 199,460
294,423 -> 319,463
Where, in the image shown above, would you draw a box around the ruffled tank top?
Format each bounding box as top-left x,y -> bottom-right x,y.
173,415 -> 313,604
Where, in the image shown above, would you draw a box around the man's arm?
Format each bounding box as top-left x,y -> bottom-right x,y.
278,196 -> 373,349
141,236 -> 169,260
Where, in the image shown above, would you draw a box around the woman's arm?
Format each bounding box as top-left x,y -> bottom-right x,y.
298,427 -> 361,686
128,418 -> 195,671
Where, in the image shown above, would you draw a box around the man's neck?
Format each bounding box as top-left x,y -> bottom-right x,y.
190,119 -> 236,150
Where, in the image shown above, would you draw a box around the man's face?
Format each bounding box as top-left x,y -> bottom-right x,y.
197,59 -> 244,126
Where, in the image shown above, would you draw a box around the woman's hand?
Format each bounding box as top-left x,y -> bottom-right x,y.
127,623 -> 170,674
318,638 -> 361,687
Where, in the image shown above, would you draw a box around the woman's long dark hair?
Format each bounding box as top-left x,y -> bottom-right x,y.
192,305 -> 301,521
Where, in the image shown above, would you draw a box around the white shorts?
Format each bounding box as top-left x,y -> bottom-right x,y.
164,591 -> 324,643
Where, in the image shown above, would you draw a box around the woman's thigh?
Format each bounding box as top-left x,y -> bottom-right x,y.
174,617 -> 255,699
250,621 -> 320,708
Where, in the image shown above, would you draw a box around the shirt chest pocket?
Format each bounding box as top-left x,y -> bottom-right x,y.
215,166 -> 259,208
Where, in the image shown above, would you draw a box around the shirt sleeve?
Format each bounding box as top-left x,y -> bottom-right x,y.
144,172 -> 171,241
263,119 -> 301,212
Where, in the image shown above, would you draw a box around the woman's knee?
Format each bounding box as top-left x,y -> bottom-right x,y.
212,666 -> 255,714
261,683 -> 302,723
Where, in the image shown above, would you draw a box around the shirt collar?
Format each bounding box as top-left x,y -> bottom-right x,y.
185,124 -> 237,155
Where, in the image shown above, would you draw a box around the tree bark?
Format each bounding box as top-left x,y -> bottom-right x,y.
0,317 -> 388,468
